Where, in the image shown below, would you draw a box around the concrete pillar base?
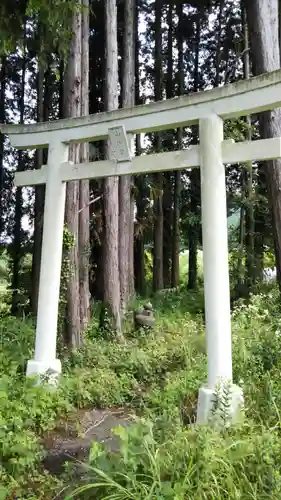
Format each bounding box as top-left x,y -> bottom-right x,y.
26,358 -> 61,385
196,383 -> 244,425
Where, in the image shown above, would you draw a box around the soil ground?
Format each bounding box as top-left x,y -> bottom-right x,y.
43,408 -> 131,475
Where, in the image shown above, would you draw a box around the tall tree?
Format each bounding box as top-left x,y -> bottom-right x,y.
31,61 -> 44,316
102,0 -> 122,336
79,0 -> 90,330
134,1 -> 146,296
163,3 -> 174,288
171,0 -> 183,288
188,8 -> 201,290
31,49 -> 52,315
245,0 -> 281,292
0,57 -> 6,241
11,20 -> 27,314
63,3 -> 82,346
153,0 -> 164,292
242,4 -> 255,292
88,0 -> 105,302
214,0 -> 225,87
119,0 -> 135,314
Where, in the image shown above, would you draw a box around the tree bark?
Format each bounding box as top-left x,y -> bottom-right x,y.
279,0 -> 281,63
63,4 -> 82,347
31,58 -> 47,316
163,4 -> 173,288
119,0 -> 135,313
0,57 -> 6,240
11,22 -> 26,315
163,172 -> 172,287
88,7 -> 105,302
245,0 -> 281,294
172,1 -> 183,289
153,171 -> 164,292
79,0 -> 90,331
172,171 -> 181,288
153,0 -> 164,293
188,8 -> 201,290
214,0 -> 225,88
253,164 -> 267,281
134,171 -> 147,296
242,5 -> 255,292
102,0 -> 122,336
134,6 -> 146,295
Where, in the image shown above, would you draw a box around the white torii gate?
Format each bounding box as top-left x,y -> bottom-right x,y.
2,69 -> 281,424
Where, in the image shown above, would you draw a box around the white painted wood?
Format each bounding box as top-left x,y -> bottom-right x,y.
60,149 -> 197,179
199,115 -> 232,388
26,141 -> 69,379
223,137 -> 281,164
14,137 -> 281,187
3,69 -> 281,148
15,165 -> 48,186
14,147 -> 199,186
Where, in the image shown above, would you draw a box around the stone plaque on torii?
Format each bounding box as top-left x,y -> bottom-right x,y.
2,69 -> 281,424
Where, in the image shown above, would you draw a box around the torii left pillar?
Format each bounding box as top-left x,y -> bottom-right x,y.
26,140 -> 69,380
196,115 -> 243,424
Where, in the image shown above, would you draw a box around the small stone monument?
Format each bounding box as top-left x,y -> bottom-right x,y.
135,301 -> 155,328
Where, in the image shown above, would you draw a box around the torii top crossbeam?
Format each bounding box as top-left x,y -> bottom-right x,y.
2,69 -> 281,148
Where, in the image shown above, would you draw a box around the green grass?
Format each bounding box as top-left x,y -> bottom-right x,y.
68,287 -> 281,500
1,283 -> 281,498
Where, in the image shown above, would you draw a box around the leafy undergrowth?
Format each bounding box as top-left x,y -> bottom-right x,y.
68,419 -> 281,500
1,285 -> 281,498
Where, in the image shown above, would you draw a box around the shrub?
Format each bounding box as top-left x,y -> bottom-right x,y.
0,317 -> 72,497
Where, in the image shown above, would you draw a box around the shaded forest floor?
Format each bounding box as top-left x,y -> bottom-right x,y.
1,282 -> 281,498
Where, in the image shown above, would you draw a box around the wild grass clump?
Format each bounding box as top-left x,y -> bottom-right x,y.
68,417 -> 281,499
0,317 -> 72,498
66,284 -> 281,499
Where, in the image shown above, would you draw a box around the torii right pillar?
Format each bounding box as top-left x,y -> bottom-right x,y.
197,114 -> 244,425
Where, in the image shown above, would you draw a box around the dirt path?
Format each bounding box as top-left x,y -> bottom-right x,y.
43,408 -> 131,475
